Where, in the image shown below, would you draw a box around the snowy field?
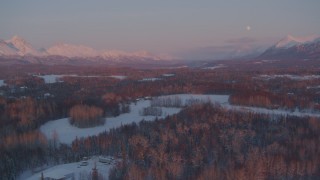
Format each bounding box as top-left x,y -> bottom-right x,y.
307,85 -> 320,89
162,73 -> 175,77
258,74 -> 320,81
202,64 -> 227,70
40,94 -> 320,145
139,77 -> 162,82
24,156 -> 117,180
161,94 -> 320,117
40,94 -> 228,144
35,74 -> 127,84
35,75 -> 66,83
108,75 -> 127,80
29,94 -> 320,180
0,80 -> 6,87
225,104 -> 320,118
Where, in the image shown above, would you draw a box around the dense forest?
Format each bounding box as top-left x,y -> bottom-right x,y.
71,104 -> 320,179
0,65 -> 320,179
2,102 -> 318,179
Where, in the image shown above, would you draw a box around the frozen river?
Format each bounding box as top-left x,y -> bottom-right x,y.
40,94 -> 320,145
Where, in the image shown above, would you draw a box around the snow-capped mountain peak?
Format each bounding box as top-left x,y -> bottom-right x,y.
8,35 -> 27,44
5,35 -> 43,56
259,34 -> 320,60
0,39 -> 18,56
0,35 -> 174,61
46,44 -> 167,60
274,35 -> 319,49
275,35 -> 303,48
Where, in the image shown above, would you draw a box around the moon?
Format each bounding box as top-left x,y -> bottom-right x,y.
246,26 -> 251,31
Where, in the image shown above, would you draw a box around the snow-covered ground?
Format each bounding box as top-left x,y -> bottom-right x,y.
108,75 -> 127,80
0,80 -> 6,87
31,94 -> 320,180
40,94 -> 320,145
307,85 -> 320,89
162,74 -> 175,77
35,75 -> 66,83
258,74 -> 320,81
24,156 -> 117,180
225,105 -> 320,118
159,94 -> 320,117
202,64 -> 227,70
40,94 -> 228,144
160,94 -> 228,105
35,74 -> 127,84
139,77 -> 162,82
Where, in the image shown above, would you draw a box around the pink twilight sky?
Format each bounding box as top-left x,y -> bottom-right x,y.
1,0 -> 319,59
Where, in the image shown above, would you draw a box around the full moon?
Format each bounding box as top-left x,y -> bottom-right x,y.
246,26 -> 251,31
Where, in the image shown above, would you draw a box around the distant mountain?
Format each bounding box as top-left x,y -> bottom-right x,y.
47,43 -> 99,58
0,35 -> 173,64
0,39 -> 18,56
259,35 -> 320,60
4,36 -> 45,56
101,50 -> 172,61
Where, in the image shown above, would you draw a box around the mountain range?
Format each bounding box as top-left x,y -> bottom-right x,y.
0,36 -> 171,61
258,35 -> 320,60
0,35 -> 319,65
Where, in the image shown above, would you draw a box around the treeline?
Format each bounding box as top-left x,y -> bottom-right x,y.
151,96 -> 183,107
151,96 -> 214,108
69,104 -> 104,128
66,103 -> 320,179
0,97 -> 57,134
140,107 -> 162,116
229,91 -> 290,109
0,97 -> 59,179
229,90 -> 317,111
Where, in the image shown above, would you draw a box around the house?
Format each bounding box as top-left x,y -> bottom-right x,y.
40,169 -> 74,180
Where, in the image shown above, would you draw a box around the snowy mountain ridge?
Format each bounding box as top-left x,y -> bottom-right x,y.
5,35 -> 45,56
259,34 -> 320,60
0,39 -> 18,56
0,35 -> 171,60
274,35 -> 319,49
47,43 -> 99,58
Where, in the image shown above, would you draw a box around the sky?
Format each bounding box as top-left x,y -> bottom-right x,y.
1,0 -> 320,59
